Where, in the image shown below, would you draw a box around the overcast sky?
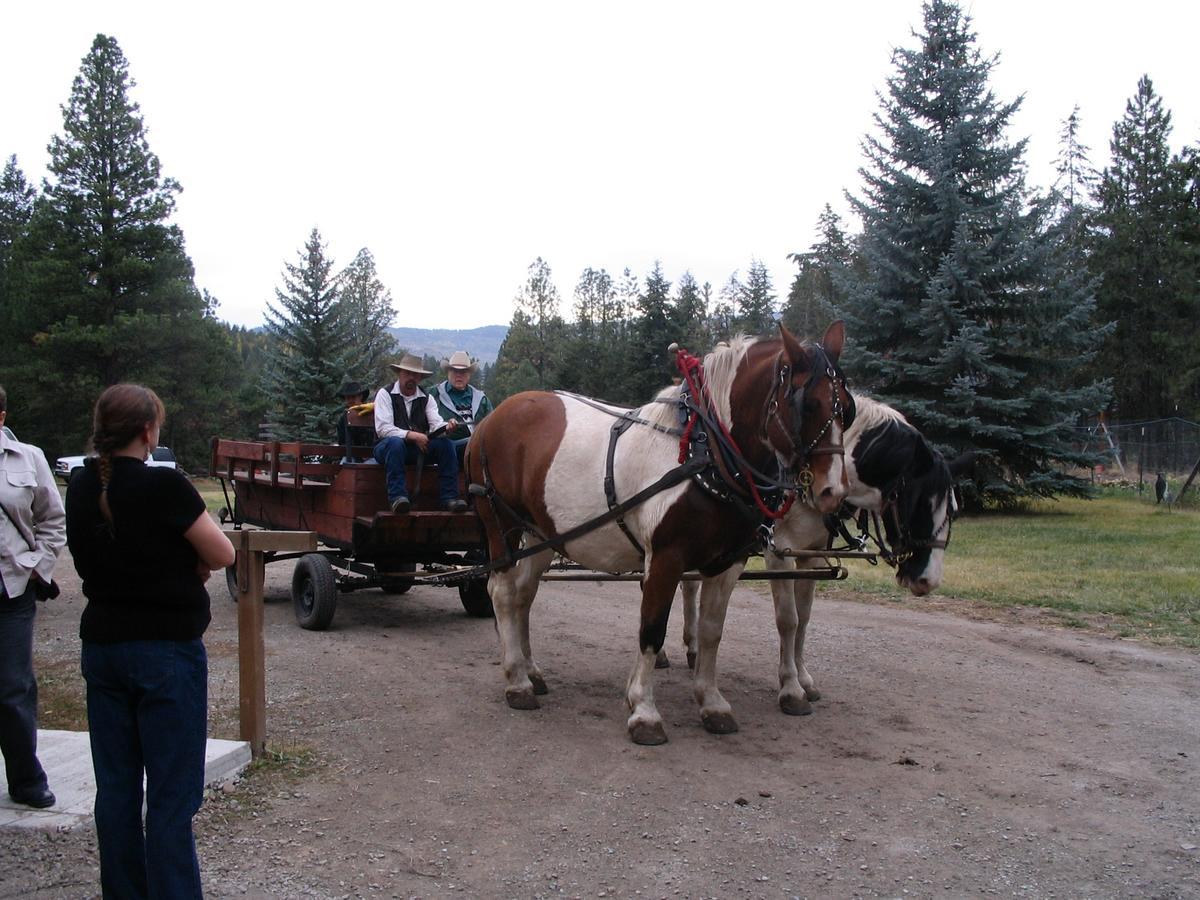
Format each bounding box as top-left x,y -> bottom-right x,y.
4,1 -> 1197,332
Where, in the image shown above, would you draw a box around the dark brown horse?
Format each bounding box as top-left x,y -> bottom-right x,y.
465,322 -> 851,744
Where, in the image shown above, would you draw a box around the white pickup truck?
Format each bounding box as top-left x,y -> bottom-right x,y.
55,446 -> 178,483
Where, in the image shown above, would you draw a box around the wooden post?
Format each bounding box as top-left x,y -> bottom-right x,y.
226,528 -> 316,758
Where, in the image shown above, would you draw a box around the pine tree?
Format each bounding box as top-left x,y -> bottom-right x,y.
1052,106 -> 1096,215
671,271 -> 711,357
489,258 -> 566,401
784,204 -> 854,339
1,35 -> 239,463
1091,76 -> 1200,419
737,259 -> 778,335
568,266 -> 625,399
260,228 -> 353,441
338,247 -> 397,389
711,273 -> 742,341
839,0 -> 1109,504
628,261 -> 675,400
0,156 -> 35,308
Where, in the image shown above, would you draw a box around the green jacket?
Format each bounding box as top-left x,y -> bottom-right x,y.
431,381 -> 493,441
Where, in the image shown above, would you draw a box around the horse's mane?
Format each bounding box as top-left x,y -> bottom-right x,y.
848,393 -> 909,440
639,335 -> 755,431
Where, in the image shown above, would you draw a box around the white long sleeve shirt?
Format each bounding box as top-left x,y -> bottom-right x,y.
373,383 -> 448,441
0,429 -> 66,598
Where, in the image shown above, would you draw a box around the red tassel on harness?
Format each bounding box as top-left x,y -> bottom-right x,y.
671,343 -> 793,520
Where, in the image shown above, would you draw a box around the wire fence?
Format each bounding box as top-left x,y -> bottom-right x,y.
1072,416 -> 1200,502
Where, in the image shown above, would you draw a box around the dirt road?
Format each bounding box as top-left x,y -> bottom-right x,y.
4,554 -> 1199,898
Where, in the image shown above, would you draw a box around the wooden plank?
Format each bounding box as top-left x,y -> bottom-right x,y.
215,439 -> 270,461
226,529 -> 318,553
235,534 -> 267,758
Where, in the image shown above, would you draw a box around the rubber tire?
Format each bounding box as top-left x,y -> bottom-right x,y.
292,553 -> 337,630
379,562 -> 416,595
226,559 -> 239,602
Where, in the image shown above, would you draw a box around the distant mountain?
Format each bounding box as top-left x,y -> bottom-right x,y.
386,324 -> 508,365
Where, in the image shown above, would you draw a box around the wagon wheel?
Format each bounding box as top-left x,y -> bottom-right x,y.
379,562 -> 416,595
457,550 -> 494,618
292,553 -> 337,630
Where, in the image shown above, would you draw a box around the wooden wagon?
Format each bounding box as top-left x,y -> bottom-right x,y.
210,431 -> 492,630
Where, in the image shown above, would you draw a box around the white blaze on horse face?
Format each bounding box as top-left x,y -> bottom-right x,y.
897,491 -> 950,595
812,419 -> 847,512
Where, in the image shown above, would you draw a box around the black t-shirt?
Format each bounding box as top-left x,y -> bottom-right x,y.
66,456 -> 211,642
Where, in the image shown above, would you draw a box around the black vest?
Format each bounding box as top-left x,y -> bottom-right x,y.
384,391 -> 430,434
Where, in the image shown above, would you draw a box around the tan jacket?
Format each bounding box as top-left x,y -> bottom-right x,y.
0,429 -> 66,598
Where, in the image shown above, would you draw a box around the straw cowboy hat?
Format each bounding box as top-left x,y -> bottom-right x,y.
388,354 -> 432,376
337,380 -> 370,401
443,350 -> 478,373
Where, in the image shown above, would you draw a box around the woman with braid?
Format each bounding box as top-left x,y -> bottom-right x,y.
65,384 -> 234,900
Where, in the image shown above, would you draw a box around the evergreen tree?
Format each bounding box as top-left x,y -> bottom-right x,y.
0,156 -> 35,308
1052,106 -> 1096,216
737,259 -> 778,335
260,228 -> 353,441
1,35 -> 239,464
784,204 -> 854,339
671,270 -> 711,357
489,258 -> 566,401
568,266 -> 625,399
838,0 -> 1109,504
628,261 -> 675,400
1090,76 -> 1200,419
711,273 -> 741,340
338,247 -> 396,389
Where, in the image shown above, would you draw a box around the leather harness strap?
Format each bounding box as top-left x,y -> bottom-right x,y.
605,413 -> 646,557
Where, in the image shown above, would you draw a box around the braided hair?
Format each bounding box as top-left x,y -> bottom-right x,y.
88,384 -> 166,526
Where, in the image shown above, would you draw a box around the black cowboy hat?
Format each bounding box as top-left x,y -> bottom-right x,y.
337,380 -> 370,401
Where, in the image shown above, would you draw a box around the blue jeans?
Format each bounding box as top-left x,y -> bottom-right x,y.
82,639 -> 208,900
373,435 -> 461,506
0,585 -> 48,797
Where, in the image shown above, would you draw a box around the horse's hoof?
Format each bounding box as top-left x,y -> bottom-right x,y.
654,651 -> 670,669
628,720 -> 669,745
804,686 -> 822,702
701,711 -> 739,734
505,687 -> 539,710
529,672 -> 549,695
780,694 -> 813,716
686,651 -> 697,670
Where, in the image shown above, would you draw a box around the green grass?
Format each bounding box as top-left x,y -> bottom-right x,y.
825,488 -> 1200,647
194,477 -> 232,514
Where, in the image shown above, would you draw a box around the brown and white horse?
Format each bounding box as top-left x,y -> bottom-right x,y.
676,394 -> 972,722
466,322 -> 852,744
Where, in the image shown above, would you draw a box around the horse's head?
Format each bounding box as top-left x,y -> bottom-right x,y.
875,441 -> 972,596
734,321 -> 852,514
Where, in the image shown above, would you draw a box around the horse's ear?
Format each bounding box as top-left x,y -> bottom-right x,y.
778,323 -> 809,373
821,320 -> 845,362
947,450 -> 976,479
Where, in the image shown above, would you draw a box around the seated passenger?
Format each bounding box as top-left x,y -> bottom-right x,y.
372,354 -> 467,514
335,380 -> 375,462
430,351 -> 493,464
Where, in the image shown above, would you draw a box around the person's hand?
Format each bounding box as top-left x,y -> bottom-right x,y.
448,418 -> 461,431
408,431 -> 429,452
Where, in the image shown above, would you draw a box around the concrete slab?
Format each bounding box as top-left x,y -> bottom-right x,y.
0,730 -> 251,831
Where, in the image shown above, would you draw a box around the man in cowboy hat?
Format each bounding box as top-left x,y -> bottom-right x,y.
372,354 -> 467,513
430,351 -> 494,464
335,380 -> 375,462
